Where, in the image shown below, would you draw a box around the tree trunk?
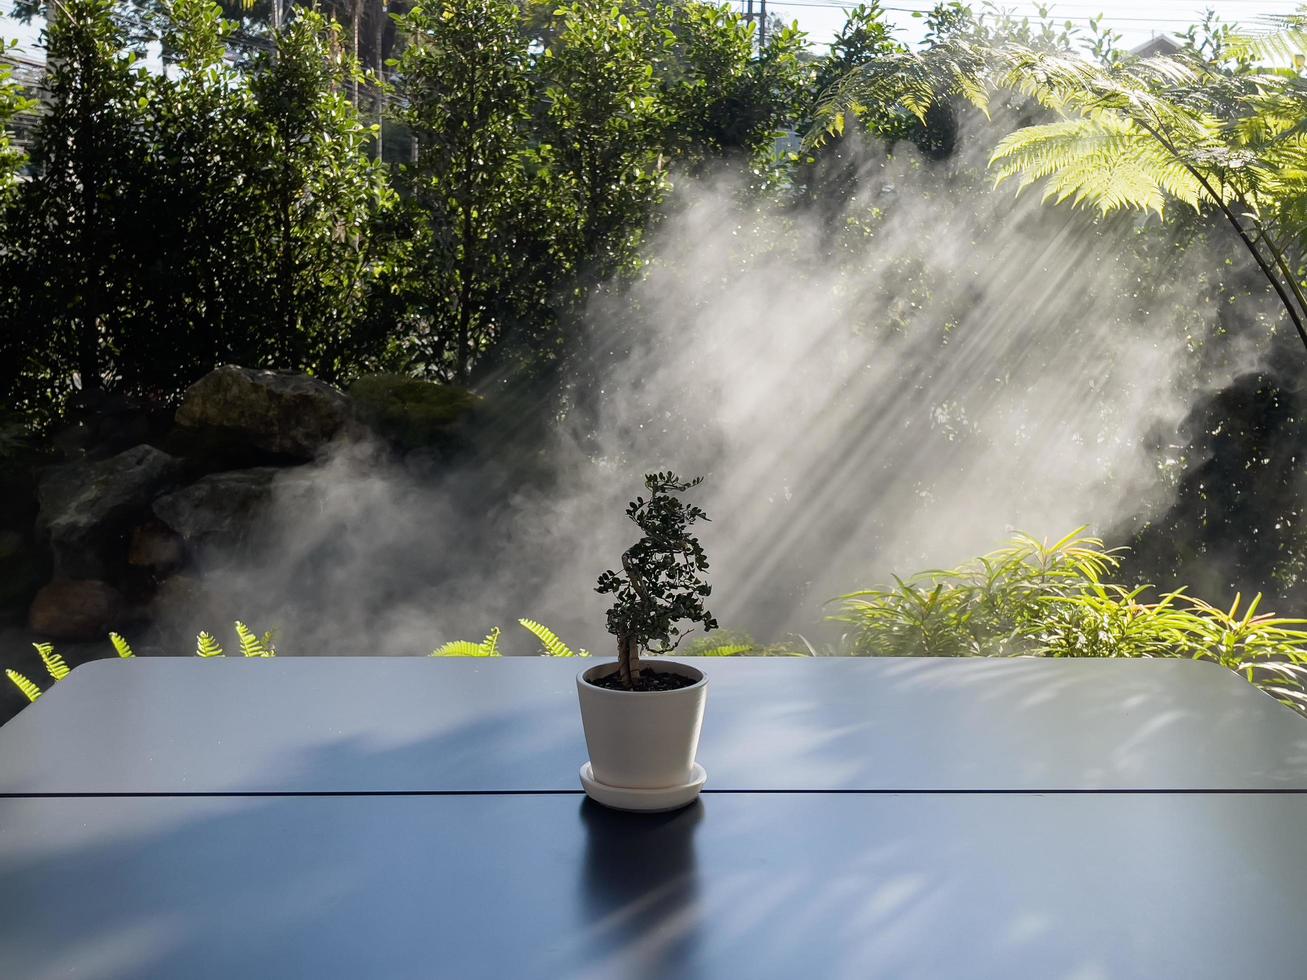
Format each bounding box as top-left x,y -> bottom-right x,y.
455,201 -> 475,381
351,0 -> 361,109
372,0 -> 385,161
618,634 -> 640,689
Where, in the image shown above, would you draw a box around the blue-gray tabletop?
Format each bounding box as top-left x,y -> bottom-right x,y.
3,656 -> 1307,978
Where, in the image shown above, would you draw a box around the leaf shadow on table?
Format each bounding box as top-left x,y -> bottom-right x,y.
705,657 -> 1307,789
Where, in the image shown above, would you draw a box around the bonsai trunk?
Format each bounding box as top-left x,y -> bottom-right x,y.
618,633 -> 641,689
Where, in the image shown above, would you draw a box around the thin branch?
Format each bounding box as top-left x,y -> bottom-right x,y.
1132,115 -> 1307,352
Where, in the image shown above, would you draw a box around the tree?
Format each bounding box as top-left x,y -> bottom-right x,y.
389,0 -> 541,382
597,473 -> 718,689
536,0 -> 673,277
815,16 -> 1307,353
0,39 -> 33,193
244,11 -> 394,380
116,0 -> 262,396
5,0 -> 152,398
658,2 -> 808,170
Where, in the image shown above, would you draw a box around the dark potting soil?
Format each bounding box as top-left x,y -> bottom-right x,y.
588,667 -> 699,692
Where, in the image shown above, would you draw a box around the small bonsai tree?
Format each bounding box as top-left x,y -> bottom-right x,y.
596,472 -> 718,689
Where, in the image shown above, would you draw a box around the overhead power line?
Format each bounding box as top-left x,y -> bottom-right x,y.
761,0 -> 1280,26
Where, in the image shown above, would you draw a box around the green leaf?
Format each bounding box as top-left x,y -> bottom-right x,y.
196,632 -> 225,658
34,642 -> 71,680
6,669 -> 41,702
518,618 -> 584,657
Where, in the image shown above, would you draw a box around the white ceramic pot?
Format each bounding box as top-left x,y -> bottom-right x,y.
576,660 -> 707,790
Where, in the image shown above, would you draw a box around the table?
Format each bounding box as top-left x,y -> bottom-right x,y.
3,657 -> 1307,978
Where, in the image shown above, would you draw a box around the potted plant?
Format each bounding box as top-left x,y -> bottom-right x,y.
577,471 -> 718,811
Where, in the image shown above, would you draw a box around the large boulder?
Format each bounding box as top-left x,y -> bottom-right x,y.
37,445 -> 183,578
152,466 -> 315,554
348,374 -> 477,451
175,366 -> 353,460
29,579 -> 125,640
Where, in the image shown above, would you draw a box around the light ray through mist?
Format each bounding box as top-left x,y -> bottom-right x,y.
152,128 -> 1263,657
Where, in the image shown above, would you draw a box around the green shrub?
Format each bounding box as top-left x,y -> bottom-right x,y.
832,529 -> 1307,713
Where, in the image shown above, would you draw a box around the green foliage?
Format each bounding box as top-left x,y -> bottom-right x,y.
244,11 -> 394,380
0,38 -> 34,195
518,618 -> 588,658
34,642 -> 71,680
0,0 -> 813,415
1,0 -> 153,413
834,530 -> 1307,713
832,528 -> 1117,658
389,0 -> 540,383
686,629 -> 756,656
6,669 -> 41,703
597,472 -> 717,686
109,632 -> 135,659
432,627 -> 502,658
6,621 -> 279,704
1,1 -> 394,424
195,631 -> 224,658
235,621 -> 276,658
815,22 -> 1307,350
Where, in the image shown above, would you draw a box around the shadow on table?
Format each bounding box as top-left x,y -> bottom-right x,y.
575,798 -> 705,979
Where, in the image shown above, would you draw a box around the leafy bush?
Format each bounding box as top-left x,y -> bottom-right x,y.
832,530 -> 1307,712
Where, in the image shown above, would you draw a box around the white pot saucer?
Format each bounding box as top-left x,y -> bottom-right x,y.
579,762 -> 707,813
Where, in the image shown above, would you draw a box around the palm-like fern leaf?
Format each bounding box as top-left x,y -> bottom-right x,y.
431,639 -> 501,658
990,115 -> 1206,216
6,669 -> 42,702
33,642 -> 71,680
431,626 -> 504,657
109,633 -> 134,659
235,621 -> 272,658
196,632 -> 225,658
518,618 -> 588,657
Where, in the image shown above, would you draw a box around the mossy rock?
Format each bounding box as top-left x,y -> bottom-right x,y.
347,374 -> 478,450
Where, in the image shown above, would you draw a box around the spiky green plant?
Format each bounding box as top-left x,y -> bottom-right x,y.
832,528 -> 1118,658
835,529 -> 1307,714
109,632 -> 134,659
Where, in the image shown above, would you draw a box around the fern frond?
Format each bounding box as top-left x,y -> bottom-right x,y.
990,115 -> 1206,216
196,631 -> 225,658
33,642 -> 71,680
260,629 -> 278,657
431,640 -> 501,658
235,621 -> 271,658
481,627 -> 501,657
518,618 -> 578,658
6,669 -> 42,702
109,632 -> 134,659
1226,18 -> 1307,64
